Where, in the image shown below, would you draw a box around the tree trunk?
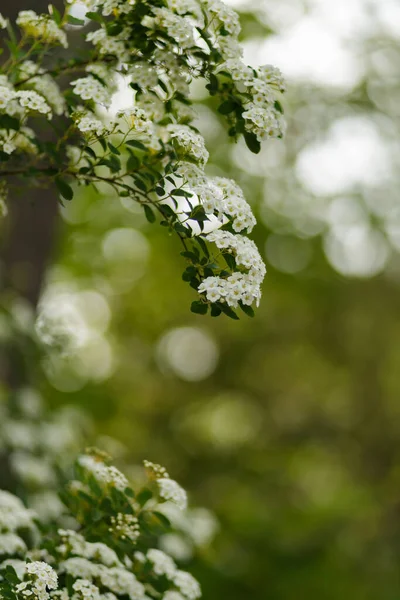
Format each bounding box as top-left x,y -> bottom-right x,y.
0,0 -> 65,491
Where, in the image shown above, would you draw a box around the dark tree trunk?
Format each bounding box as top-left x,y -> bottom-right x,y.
0,0 -> 65,490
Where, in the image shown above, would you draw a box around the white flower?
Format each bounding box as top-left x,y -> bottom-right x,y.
71,76 -> 111,107
163,593 -> 185,600
157,478 -> 188,510
0,85 -> 16,110
16,90 -> 52,117
16,11 -> 67,47
147,549 -> 177,579
76,114 -> 109,137
0,533 -> 27,556
72,579 -> 101,600
0,13 -> 7,29
109,514 -> 139,542
16,561 -> 58,600
173,571 -> 201,600
0,490 -> 36,532
167,125 -> 209,166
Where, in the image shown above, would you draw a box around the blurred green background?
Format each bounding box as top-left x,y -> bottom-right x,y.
7,0 -> 400,598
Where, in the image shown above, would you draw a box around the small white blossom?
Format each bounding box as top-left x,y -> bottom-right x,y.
157,478 -> 187,511
173,571 -> 201,600
16,11 -> 67,47
146,549 -> 177,579
71,76 -> 111,107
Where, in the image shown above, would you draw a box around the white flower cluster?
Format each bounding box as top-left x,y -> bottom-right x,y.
0,13 -> 7,29
157,478 -> 188,511
147,549 -> 177,579
193,177 -> 256,233
18,61 -> 66,116
144,8 -> 195,49
57,530 -> 121,568
173,571 -> 201,600
16,561 -> 58,600
130,62 -> 159,89
61,560 -> 145,600
16,90 -> 52,117
198,231 -> 266,307
71,76 -> 111,107
72,578 -> 101,600
76,114 -> 110,138
0,490 -> 36,532
167,125 -> 209,166
16,11 -> 67,48
0,81 -> 52,124
143,460 -> 169,480
0,126 -> 37,155
109,514 -> 140,542
217,59 -> 286,142
163,593 -> 185,600
0,533 -> 27,557
202,0 -> 241,37
135,550 -> 201,599
77,455 -> 129,492
86,27 -> 130,63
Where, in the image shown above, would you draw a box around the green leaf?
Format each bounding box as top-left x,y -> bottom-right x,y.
211,304 -> 222,317
151,511 -> 171,529
196,236 -> 210,259
85,11 -> 103,22
223,252 -> 236,270
84,146 -> 97,160
126,139 -> 148,151
143,205 -> 156,223
108,142 -> 120,155
134,178 -> 147,192
124,487 -> 135,498
137,488 -> 153,507
191,301 -> 208,315
4,566 -> 20,584
244,131 -> 261,154
49,5 -> 62,25
172,188 -> 192,197
218,100 -> 237,115
218,302 -> 240,320
182,266 -> 197,281
67,15 -> 85,25
0,114 -> 20,131
55,177 -> 74,201
239,301 -> 255,317
126,153 -> 140,171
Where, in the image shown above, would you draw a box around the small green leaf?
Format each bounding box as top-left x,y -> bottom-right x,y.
137,488 -> 153,507
211,304 -> 222,317
218,100 -> 237,115
239,301 -> 255,317
143,204 -> 156,223
85,11 -> 103,21
191,301 -> 208,315
219,302 -> 239,320
223,252 -> 236,270
55,177 -> 74,201
134,178 -> 147,192
244,131 -> 261,154
67,15 -> 85,25
126,139 -> 148,151
108,142 -> 120,155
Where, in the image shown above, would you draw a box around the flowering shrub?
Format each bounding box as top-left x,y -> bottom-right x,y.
0,0 -> 285,319
0,451 -> 203,600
